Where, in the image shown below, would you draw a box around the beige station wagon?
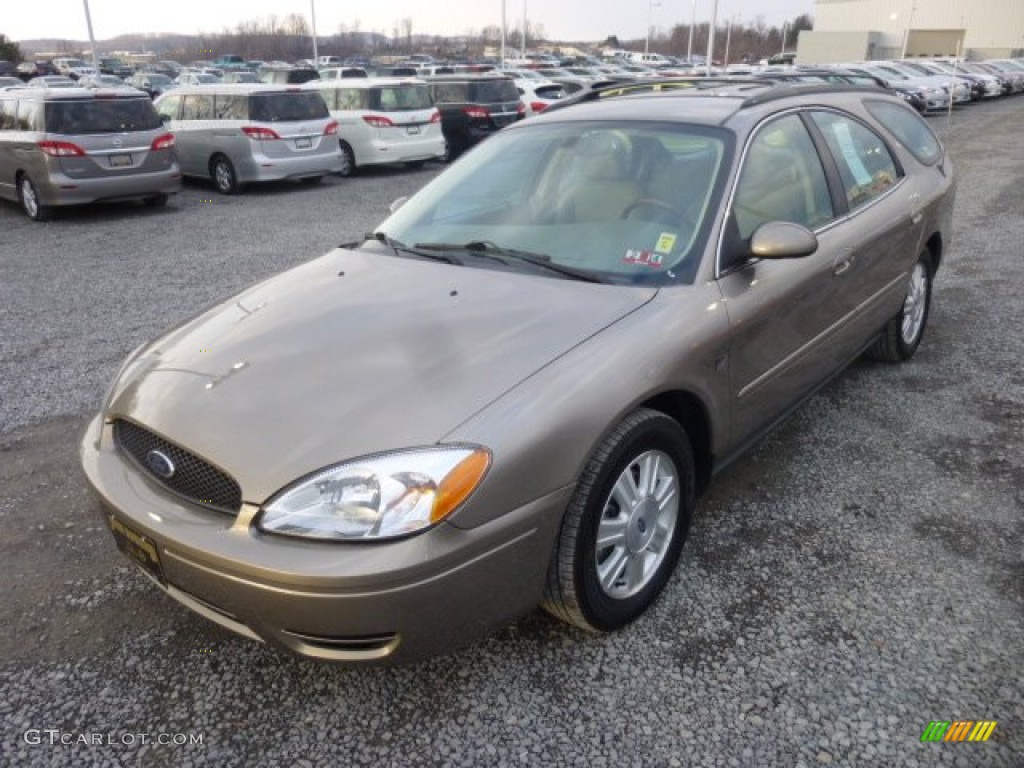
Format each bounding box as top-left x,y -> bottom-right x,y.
82,80 -> 955,663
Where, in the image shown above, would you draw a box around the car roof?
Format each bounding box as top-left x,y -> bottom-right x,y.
309,77 -> 427,89
4,86 -> 151,101
164,83 -> 318,95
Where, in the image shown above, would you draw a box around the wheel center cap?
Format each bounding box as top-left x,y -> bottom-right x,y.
626,498 -> 659,553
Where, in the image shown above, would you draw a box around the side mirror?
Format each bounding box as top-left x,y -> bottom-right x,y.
749,221 -> 818,259
389,196 -> 408,214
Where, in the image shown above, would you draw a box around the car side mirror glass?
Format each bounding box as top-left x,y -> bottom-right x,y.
749,221 -> 819,259
389,196 -> 409,214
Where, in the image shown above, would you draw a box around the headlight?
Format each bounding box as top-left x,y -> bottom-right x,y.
258,447 -> 491,541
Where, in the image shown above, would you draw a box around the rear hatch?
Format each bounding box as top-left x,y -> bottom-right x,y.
364,82 -> 439,141
44,95 -> 174,178
467,78 -> 524,128
246,90 -> 335,157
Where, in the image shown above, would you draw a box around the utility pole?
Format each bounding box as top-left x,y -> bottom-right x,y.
724,17 -> 733,68
522,0 -> 527,57
501,0 -> 507,67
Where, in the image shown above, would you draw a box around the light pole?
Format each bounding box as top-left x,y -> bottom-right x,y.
646,1 -> 662,56
900,0 -> 918,58
706,0 -> 718,76
82,0 -> 99,72
310,0 -> 319,63
687,0 -> 697,63
724,17 -> 733,68
501,0 -> 507,67
521,0 -> 527,58
780,21 -> 789,55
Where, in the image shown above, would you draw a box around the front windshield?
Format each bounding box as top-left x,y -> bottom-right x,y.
377,121 -> 729,285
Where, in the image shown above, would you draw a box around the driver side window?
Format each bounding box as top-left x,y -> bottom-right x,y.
732,114 -> 834,240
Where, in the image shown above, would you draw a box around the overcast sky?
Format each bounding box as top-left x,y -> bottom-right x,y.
6,0 -> 815,43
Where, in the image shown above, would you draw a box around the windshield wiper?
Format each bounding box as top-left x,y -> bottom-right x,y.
413,240 -> 605,283
365,231 -> 463,265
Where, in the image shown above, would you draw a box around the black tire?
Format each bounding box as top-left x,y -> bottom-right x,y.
17,173 -> 51,221
210,155 -> 240,195
438,140 -> 454,164
337,141 -> 356,177
542,408 -> 695,632
867,251 -> 933,363
299,175 -> 323,185
143,193 -> 169,208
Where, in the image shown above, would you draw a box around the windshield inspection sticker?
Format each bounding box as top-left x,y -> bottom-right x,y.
623,249 -> 664,267
655,232 -> 677,254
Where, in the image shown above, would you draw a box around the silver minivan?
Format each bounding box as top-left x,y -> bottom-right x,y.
0,87 -> 182,221
154,84 -> 342,193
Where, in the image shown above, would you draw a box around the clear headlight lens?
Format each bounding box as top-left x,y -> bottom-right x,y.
258,447 -> 491,541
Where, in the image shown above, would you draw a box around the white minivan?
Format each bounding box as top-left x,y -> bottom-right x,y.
308,78 -> 444,176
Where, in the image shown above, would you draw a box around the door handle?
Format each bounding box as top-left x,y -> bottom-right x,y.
833,251 -> 855,277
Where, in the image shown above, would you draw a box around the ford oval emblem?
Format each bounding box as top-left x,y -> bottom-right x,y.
146,450 -> 176,479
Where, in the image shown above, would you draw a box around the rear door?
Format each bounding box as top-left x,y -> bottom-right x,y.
717,113 -> 852,444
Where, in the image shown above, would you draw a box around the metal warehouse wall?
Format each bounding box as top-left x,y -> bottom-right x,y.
812,0 -> 1024,57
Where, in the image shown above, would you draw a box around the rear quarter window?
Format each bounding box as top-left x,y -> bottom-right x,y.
0,98 -> 17,130
864,100 -> 943,165
368,85 -> 432,111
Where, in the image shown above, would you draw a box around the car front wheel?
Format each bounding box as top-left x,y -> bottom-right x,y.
867,252 -> 933,362
542,408 -> 695,632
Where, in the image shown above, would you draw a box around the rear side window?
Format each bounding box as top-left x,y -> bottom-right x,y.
215,94 -> 248,120
810,111 -> 901,211
323,88 -> 365,110
181,94 -> 214,120
0,99 -> 16,130
864,100 -> 942,165
368,85 -> 432,111
249,92 -> 329,122
44,98 -> 161,134
468,79 -> 519,103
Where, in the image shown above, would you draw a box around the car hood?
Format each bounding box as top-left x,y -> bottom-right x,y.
108,247 -> 657,502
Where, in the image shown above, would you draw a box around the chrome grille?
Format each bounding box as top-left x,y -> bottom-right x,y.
113,420 -> 242,514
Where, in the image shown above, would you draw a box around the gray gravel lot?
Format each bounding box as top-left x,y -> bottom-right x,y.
1,101 -> 1021,767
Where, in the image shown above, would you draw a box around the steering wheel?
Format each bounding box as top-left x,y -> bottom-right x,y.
621,198 -> 678,220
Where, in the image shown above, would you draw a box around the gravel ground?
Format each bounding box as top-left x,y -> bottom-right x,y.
0,100 -> 1021,767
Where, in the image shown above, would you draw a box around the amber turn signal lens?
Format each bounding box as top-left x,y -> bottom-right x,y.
431,449 -> 491,523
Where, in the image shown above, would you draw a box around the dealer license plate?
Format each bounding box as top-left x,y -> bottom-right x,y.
109,515 -> 164,584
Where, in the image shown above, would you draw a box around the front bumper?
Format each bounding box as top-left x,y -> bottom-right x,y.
80,415 -> 569,663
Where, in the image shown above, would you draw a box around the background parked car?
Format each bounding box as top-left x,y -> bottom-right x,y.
0,86 -> 181,220
310,77 -> 444,176
424,74 -> 525,160
260,67 -> 320,85
126,73 -> 177,99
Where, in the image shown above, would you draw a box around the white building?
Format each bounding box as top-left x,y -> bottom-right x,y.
797,0 -> 1024,63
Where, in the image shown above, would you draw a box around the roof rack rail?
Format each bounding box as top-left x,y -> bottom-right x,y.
544,75 -> 892,114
